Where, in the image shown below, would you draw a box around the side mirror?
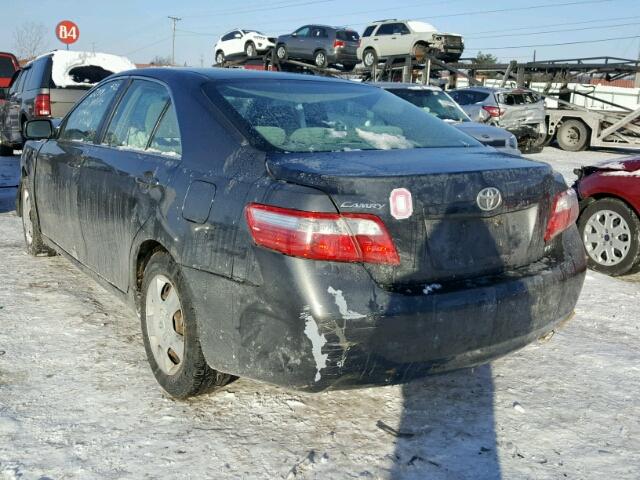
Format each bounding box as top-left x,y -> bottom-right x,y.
24,119 -> 54,140
291,32 -> 297,37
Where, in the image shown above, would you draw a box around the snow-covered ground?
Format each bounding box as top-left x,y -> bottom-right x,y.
1,148 -> 639,479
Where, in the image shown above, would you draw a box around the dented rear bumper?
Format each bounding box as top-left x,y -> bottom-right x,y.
182,226 -> 586,392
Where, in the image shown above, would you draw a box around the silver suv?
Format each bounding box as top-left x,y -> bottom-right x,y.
449,87 -> 546,153
358,19 -> 464,68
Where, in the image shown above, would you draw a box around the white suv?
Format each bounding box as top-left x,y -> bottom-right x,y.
214,29 -> 275,65
357,20 -> 464,68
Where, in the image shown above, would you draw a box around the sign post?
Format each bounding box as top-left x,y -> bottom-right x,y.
55,20 -> 80,50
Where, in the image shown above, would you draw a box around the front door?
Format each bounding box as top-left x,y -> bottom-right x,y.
35,79 -> 124,260
78,79 -> 182,291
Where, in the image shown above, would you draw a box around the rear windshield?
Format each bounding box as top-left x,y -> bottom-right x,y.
336,30 -> 360,42
0,57 -> 16,78
205,79 -> 479,153
449,90 -> 490,105
388,89 -> 469,123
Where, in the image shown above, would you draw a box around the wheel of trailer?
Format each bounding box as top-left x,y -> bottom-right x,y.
578,198 -> 640,276
362,48 -> 378,68
314,50 -> 328,68
215,50 -> 225,65
557,119 -> 589,152
245,42 -> 256,58
276,44 -> 288,61
141,251 -> 234,398
20,180 -> 55,257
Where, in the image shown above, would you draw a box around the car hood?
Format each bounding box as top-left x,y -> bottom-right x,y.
454,122 -> 511,141
595,157 -> 640,172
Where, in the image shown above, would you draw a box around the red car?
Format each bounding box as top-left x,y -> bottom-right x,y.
575,156 -> 640,276
0,52 -> 19,89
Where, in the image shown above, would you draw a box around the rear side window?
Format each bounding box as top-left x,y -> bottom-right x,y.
149,106 -> 181,156
449,90 -> 490,105
25,57 -> 51,91
60,80 -> 124,143
0,56 -> 16,77
499,93 -> 525,105
103,79 -> 179,157
362,26 -> 376,38
311,28 -> 328,38
337,30 -> 360,41
377,23 -> 410,35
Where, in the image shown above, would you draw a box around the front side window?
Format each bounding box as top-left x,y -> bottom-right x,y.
294,27 -> 310,37
206,80 -> 479,153
59,80 -> 123,143
103,80 -> 171,152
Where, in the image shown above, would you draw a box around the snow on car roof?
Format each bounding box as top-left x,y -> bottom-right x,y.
41,51 -> 136,88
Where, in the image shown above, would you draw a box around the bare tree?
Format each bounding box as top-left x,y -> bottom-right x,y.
149,55 -> 172,66
13,22 -> 47,61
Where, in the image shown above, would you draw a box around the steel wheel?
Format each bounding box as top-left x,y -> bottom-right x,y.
22,187 -> 33,246
145,274 -> 185,376
583,209 -> 631,266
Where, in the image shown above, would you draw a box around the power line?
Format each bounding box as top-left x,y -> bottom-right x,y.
467,21 -> 640,40
467,34 -> 640,51
181,0 -> 338,19
123,36 -> 173,57
465,14 -> 640,36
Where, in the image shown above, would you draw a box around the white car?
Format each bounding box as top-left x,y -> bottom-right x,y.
358,19 -> 464,68
214,29 -> 276,64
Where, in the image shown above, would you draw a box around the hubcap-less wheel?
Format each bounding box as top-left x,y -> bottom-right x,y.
560,126 -> 581,147
145,274 -> 185,376
583,209 -> 631,266
364,51 -> 375,67
22,188 -> 33,246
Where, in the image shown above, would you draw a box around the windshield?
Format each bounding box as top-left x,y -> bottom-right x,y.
388,88 -> 470,123
206,79 -> 479,153
243,30 -> 265,35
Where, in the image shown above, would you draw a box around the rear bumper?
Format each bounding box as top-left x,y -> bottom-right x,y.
183,226 -> 586,391
329,49 -> 358,64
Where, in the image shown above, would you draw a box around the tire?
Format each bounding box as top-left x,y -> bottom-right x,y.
362,48 -> 378,68
141,251 -> 234,398
215,50 -> 225,65
412,43 -> 428,62
276,44 -> 288,62
0,144 -> 13,156
557,119 -> 589,152
245,41 -> 256,58
313,50 -> 328,68
20,180 -> 55,256
578,198 -> 640,276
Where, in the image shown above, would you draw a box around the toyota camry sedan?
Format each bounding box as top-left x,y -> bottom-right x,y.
19,69 -> 586,398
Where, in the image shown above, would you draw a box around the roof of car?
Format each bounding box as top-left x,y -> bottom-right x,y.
111,67 -> 359,85
371,82 -> 441,92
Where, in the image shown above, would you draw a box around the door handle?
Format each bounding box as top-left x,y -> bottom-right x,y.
135,171 -> 160,187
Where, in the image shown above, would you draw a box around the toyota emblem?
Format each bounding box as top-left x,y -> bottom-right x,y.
476,187 -> 502,211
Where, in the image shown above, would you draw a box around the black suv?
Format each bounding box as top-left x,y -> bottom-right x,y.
275,25 -> 360,71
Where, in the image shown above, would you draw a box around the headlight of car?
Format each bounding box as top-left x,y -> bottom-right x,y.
508,135 -> 518,149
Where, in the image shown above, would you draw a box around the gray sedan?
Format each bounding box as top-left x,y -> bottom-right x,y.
376,83 -> 520,156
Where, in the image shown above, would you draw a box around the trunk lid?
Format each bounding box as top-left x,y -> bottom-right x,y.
266,147 -> 556,288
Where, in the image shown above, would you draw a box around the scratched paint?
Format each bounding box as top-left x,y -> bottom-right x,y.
301,311 -> 328,382
327,286 -> 366,320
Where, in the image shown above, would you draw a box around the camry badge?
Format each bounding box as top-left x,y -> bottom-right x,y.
476,187 -> 502,211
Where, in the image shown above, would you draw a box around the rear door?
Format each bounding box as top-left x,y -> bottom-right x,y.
78,78 -> 181,290
308,27 -> 329,59
35,79 -> 125,260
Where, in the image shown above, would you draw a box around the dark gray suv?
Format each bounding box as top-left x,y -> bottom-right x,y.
275,25 -> 359,71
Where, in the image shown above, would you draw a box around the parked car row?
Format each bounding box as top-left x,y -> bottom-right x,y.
0,50 -> 136,154
214,18 -> 464,70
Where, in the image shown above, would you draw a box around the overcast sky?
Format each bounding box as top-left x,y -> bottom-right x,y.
1,0 -> 639,65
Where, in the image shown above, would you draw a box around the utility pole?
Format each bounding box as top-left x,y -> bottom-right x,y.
168,16 -> 182,66
635,40 -> 640,88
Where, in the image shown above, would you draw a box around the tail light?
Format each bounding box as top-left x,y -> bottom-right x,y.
544,189 -> 579,242
482,105 -> 505,118
245,203 -> 400,265
334,39 -> 346,48
35,94 -> 51,117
